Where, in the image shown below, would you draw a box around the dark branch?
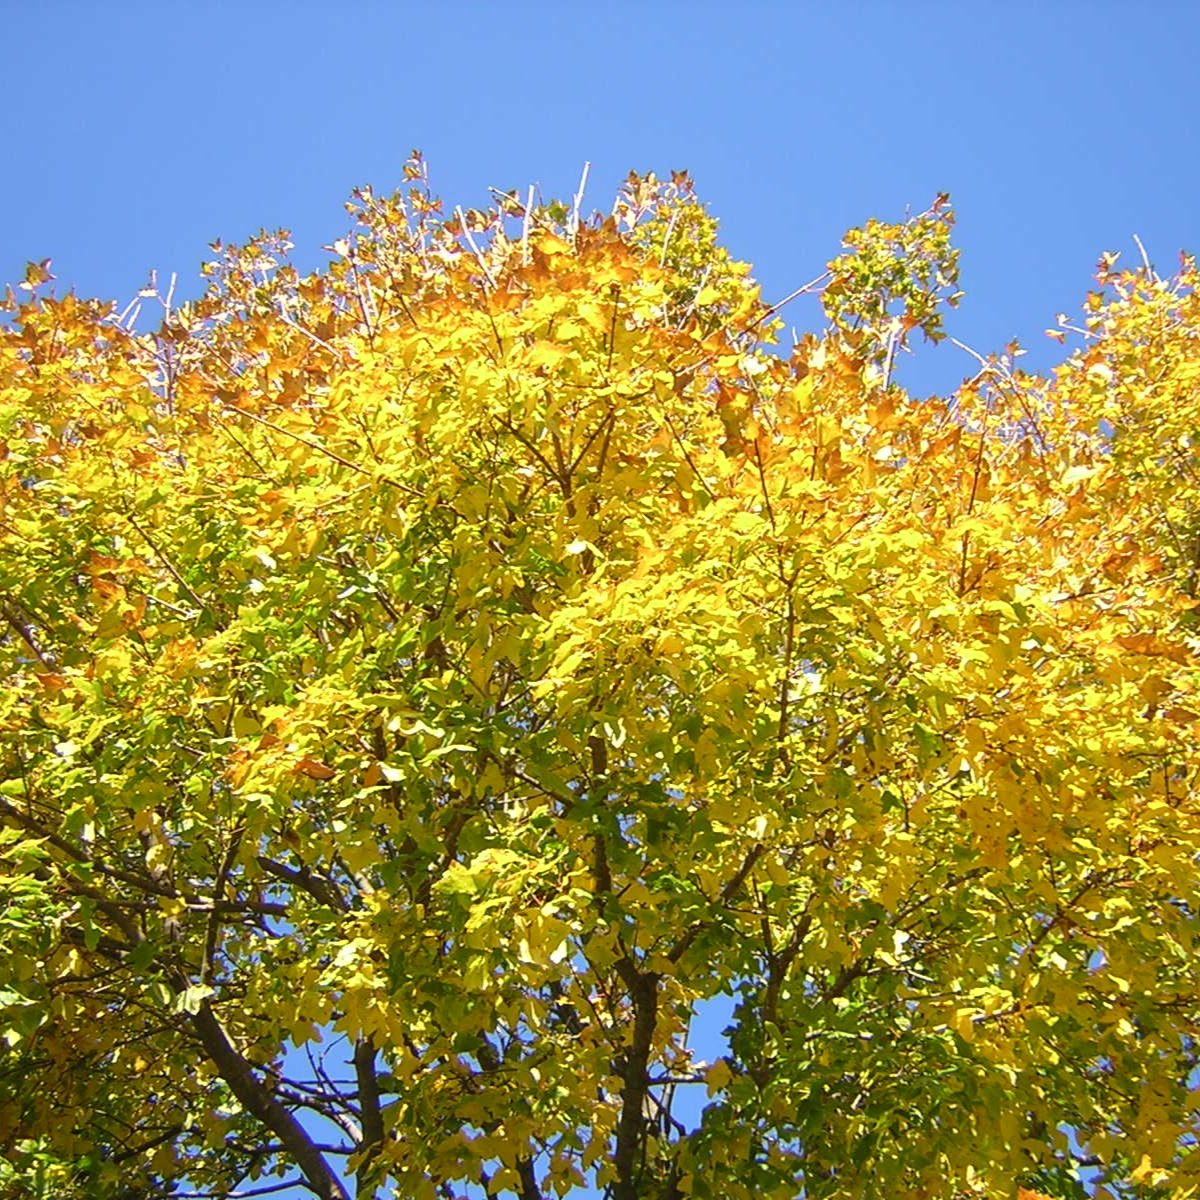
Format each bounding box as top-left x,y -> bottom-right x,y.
257,855 -> 348,912
188,999 -> 349,1200
353,1036 -> 385,1194
611,967 -> 659,1200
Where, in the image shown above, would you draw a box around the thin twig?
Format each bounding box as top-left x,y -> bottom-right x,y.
881,323 -> 899,390
949,336 -> 1007,385
570,161 -> 591,238
755,269 -> 833,326
347,250 -> 377,341
116,294 -> 142,329
1132,233 -> 1156,279
277,304 -> 346,360
218,400 -> 422,497
455,206 -> 495,287
203,825 -> 244,986
662,413 -> 716,502
752,438 -> 776,532
123,510 -> 208,613
522,184 -> 536,264
172,1181 -> 305,1199
658,207 -> 679,267
673,265 -> 711,329
959,403 -> 992,596
668,843 -> 765,964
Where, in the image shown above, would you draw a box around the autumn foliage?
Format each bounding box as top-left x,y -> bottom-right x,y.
2,156 -> 1200,1200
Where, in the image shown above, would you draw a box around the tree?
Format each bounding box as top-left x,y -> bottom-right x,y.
1,155 -> 1198,1200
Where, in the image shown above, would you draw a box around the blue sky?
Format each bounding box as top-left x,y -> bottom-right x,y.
3,2 -> 1197,1194
4,4 -> 1200,399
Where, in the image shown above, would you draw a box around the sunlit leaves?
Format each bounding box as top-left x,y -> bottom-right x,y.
823,193 -> 962,370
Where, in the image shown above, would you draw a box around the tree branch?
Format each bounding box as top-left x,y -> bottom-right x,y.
0,595 -> 57,668
353,1036 -> 384,1195
188,999 -> 349,1200
611,967 -> 659,1200
257,855 -> 348,912
667,842 -> 764,965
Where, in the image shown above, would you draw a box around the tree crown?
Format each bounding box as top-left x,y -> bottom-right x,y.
2,155 -> 1199,1200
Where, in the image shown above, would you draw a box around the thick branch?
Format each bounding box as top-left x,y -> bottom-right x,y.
353,1036 -> 384,1196
612,968 -> 659,1200
189,1000 -> 349,1200
516,1157 -> 544,1200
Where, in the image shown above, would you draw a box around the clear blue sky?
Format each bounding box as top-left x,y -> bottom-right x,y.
3,3 -> 1197,1193
4,3 -> 1199,398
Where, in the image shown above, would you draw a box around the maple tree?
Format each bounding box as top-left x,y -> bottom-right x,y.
2,155 -> 1199,1200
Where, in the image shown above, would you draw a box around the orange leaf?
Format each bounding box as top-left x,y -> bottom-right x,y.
293,756 -> 335,781
1116,634 -> 1191,663
1165,707 -> 1199,724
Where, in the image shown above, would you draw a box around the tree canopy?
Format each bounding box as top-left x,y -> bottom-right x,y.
2,157 -> 1199,1200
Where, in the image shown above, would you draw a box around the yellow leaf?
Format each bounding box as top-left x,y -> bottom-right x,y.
705,1058 -> 732,1096
952,1008 -> 976,1042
